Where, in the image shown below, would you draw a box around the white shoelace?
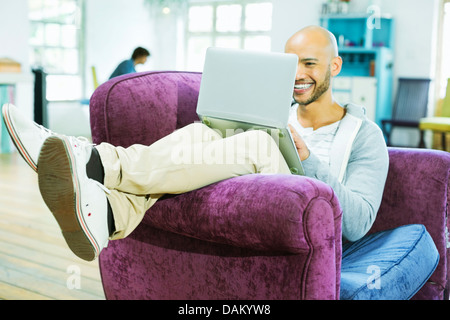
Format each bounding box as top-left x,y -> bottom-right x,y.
93,180 -> 111,194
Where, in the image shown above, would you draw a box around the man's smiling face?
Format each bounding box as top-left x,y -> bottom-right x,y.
291,57 -> 332,106
285,26 -> 342,107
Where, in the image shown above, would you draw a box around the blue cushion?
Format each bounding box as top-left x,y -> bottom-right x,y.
340,224 -> 439,300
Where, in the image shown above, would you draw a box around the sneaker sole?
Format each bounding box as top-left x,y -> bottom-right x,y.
38,136 -> 99,261
2,104 -> 38,172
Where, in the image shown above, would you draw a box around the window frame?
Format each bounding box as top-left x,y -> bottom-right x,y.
435,0 -> 450,100
28,0 -> 86,102
184,0 -> 273,71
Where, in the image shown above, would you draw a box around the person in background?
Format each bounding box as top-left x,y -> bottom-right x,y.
109,47 -> 150,79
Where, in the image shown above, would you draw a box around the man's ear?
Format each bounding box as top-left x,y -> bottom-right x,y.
331,56 -> 343,77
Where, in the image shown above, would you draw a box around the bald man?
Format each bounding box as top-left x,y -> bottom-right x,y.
285,26 -> 389,243
3,26 -> 388,261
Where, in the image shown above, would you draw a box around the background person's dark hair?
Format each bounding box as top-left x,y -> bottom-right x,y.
132,47 -> 150,60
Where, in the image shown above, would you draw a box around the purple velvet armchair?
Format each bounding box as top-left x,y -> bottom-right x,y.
90,71 -> 450,300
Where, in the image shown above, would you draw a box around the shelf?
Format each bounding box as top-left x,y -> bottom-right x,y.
338,47 -> 382,53
321,15 -> 394,49
321,13 -> 393,20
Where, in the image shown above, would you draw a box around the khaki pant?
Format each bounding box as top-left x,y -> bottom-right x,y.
96,123 -> 291,240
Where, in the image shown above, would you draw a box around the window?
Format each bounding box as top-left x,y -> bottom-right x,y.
28,0 -> 84,101
185,0 -> 273,71
437,0 -> 450,99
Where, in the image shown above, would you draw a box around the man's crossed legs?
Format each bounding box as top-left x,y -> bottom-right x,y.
2,103 -> 290,261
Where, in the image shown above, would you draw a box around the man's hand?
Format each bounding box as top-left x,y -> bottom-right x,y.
289,124 -> 310,161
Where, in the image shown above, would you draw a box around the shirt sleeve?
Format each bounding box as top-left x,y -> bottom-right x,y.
301,121 -> 389,242
109,60 -> 136,79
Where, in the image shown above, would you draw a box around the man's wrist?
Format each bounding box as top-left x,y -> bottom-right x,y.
300,148 -> 310,161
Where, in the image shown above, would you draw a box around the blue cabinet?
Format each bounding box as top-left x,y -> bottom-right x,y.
321,14 -> 394,127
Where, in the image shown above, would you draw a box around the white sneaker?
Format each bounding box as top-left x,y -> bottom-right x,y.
2,103 -> 54,172
38,135 -> 110,261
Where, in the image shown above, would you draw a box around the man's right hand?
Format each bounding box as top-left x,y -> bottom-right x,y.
289,124 -> 310,161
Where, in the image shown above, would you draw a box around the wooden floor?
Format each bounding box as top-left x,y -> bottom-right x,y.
0,152 -> 105,300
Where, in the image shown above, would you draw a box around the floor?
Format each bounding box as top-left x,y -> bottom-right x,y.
0,152 -> 105,300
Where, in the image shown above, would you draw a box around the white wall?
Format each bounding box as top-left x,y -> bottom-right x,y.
382,0 -> 439,80
0,0 -> 30,72
84,0 -> 155,97
0,0 -> 34,121
271,0 -> 323,52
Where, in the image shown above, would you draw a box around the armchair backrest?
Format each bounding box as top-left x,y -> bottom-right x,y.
372,147 -> 450,299
90,71 -> 202,147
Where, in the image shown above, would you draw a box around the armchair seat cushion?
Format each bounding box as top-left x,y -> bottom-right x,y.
340,224 -> 439,300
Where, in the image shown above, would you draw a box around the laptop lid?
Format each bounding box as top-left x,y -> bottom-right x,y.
196,47 -> 298,128
195,47 -> 304,176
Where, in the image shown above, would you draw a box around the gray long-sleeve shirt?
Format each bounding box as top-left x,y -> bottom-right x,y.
289,103 -> 389,242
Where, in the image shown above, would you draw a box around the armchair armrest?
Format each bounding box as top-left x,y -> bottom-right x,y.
102,173 -> 343,300
143,174 -> 342,254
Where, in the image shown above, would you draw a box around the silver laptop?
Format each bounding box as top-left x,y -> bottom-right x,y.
196,47 -> 304,175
